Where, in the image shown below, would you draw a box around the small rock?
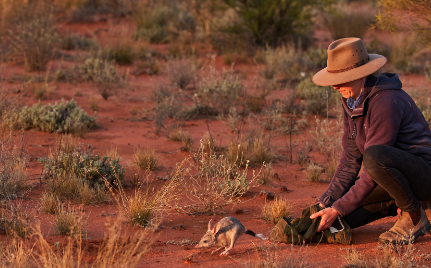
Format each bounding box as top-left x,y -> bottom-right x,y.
273,173 -> 280,181
280,186 -> 292,192
235,209 -> 244,214
259,190 -> 275,200
172,224 -> 186,230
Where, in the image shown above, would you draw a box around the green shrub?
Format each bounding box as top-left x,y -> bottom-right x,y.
220,0 -> 326,47
390,34 -> 424,74
322,3 -> 374,40
39,141 -> 124,187
181,145 -> 258,215
263,44 -> 323,83
102,43 -> 135,65
296,77 -> 337,116
167,58 -> 198,89
134,4 -> 196,43
5,99 -> 96,136
196,67 -> 243,114
6,2 -> 58,71
61,35 -> 98,51
77,57 -> 119,83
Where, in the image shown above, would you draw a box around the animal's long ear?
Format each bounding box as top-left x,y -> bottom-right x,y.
208,219 -> 213,231
212,225 -> 217,235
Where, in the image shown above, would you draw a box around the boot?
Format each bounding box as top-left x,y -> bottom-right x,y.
422,200 -> 431,232
378,208 -> 430,245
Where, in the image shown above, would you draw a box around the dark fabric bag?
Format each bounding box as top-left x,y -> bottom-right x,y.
270,204 -> 352,245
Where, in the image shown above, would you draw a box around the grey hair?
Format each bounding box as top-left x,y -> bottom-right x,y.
371,68 -> 383,77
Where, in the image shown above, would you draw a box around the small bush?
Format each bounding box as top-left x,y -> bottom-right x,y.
0,133 -> 29,200
390,34 -> 425,74
225,141 -> 248,167
167,58 -> 198,89
61,35 -> 98,51
261,198 -> 291,224
258,163 -> 275,185
197,67 -> 244,115
39,137 -> 124,188
0,203 -> 30,237
55,205 -> 83,237
40,192 -> 60,214
167,128 -> 193,150
220,0 -> 320,47
248,135 -> 274,166
201,132 -> 215,152
306,163 -> 323,182
322,3 -> 374,40
134,4 -> 196,43
6,2 -> 58,71
109,172 -> 182,228
179,145 -> 258,215
76,57 -> 120,100
263,44 -> 321,83
102,43 -> 135,65
133,149 -> 158,171
4,99 -> 96,136
296,77 -> 336,116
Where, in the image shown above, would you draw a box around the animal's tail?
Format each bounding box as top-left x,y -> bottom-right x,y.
245,229 -> 267,240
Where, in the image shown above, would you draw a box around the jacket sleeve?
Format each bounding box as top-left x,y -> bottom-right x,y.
331,93 -> 403,216
317,109 -> 363,210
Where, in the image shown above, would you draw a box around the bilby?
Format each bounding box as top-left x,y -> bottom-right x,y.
195,217 -> 267,256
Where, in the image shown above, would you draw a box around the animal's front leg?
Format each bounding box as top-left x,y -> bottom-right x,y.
220,247 -> 231,256
211,247 -> 224,254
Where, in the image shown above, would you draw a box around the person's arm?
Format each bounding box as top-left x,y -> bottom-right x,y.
318,110 -> 363,207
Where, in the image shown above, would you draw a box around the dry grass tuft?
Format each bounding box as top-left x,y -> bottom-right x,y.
133,148 -> 158,171
257,163 -> 275,185
40,192 -> 60,214
55,205 -> 84,237
4,219 -> 153,267
108,171 -> 182,228
261,197 -> 291,224
306,163 -> 323,183
167,128 -> 193,151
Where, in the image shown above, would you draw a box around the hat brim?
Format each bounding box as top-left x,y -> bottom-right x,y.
312,54 -> 387,86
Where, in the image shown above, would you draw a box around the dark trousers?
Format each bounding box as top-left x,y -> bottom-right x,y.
344,145 -> 431,229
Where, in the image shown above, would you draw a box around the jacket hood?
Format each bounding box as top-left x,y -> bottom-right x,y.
371,73 -> 402,94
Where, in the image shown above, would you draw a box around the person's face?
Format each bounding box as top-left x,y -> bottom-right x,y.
333,78 -> 364,99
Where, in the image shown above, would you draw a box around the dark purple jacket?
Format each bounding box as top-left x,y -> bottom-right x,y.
318,73 -> 431,216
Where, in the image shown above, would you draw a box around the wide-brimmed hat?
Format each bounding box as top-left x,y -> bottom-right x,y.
312,37 -> 387,86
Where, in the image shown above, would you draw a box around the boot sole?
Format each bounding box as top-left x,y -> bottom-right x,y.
378,221 -> 431,245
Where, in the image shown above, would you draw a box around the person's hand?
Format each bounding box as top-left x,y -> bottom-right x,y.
310,207 -> 340,232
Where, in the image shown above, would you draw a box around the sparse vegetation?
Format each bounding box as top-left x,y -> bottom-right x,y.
133,148 -> 158,171
5,1 -> 58,71
55,205 -> 83,236
197,67 -> 244,115
258,163 -> 275,185
179,144 -> 258,215
39,137 -> 123,203
109,171 -> 182,228
4,99 -> 96,136
261,197 -> 291,224
322,3 -> 375,40
0,132 -> 29,201
167,58 -> 198,89
306,162 -> 323,182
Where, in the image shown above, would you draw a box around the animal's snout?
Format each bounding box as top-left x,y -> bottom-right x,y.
194,245 -> 201,249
